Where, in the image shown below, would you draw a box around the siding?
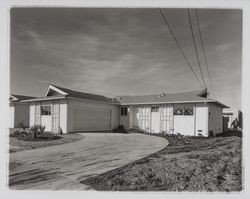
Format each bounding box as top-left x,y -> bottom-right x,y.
59,99 -> 68,134
195,103 -> 208,136
208,103 -> 223,135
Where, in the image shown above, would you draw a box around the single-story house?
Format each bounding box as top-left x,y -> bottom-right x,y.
9,94 -> 35,128
16,84 -> 228,136
117,89 -> 228,136
21,85 -> 120,134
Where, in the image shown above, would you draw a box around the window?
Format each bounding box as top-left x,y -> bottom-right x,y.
151,106 -> 159,112
121,107 -> 128,116
41,105 -> 51,115
174,104 -> 193,115
184,105 -> 193,115
174,104 -> 184,115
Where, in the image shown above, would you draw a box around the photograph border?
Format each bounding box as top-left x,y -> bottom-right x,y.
0,0 -> 250,199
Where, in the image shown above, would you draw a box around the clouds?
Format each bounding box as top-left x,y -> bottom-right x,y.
10,8 -> 242,109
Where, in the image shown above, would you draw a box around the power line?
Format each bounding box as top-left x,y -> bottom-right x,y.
158,8 -> 203,88
195,9 -> 215,94
187,8 -> 207,89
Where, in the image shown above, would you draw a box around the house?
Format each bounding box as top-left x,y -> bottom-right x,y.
9,94 -> 35,128
222,108 -> 242,131
21,85 -> 120,133
17,84 -> 228,136
117,89 -> 228,136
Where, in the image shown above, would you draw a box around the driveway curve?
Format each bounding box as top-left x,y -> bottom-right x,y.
9,133 -> 168,190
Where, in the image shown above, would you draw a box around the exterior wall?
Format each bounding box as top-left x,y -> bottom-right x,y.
10,103 -> 30,128
59,99 -> 68,134
120,106 -> 129,129
174,115 -> 195,136
195,103 -> 208,136
133,107 -> 139,127
29,99 -> 68,133
208,103 -> 223,135
67,98 -> 119,132
121,103 -> 211,136
29,103 -> 35,127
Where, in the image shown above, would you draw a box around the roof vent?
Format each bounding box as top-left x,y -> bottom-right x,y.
159,92 -> 166,97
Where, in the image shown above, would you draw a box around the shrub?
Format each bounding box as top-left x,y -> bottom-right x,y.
30,124 -> 45,139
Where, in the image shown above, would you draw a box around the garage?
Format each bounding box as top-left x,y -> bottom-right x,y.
72,107 -> 112,131
25,84 -> 120,134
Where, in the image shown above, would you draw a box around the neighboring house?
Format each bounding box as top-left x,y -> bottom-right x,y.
9,94 -> 35,128
118,89 -> 228,136
22,85 -> 120,134
16,84 -> 228,136
223,108 -> 242,131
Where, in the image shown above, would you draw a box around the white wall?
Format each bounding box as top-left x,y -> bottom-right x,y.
29,100 -> 68,133
59,99 -> 68,134
133,107 -> 139,127
195,104 -> 208,136
174,115 -> 195,136
208,103 -> 223,135
29,103 -> 35,127
67,98 -> 120,132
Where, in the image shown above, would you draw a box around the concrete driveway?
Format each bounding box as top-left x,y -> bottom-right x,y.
9,133 -> 168,190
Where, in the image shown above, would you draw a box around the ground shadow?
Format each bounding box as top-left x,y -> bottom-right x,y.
216,130 -> 242,137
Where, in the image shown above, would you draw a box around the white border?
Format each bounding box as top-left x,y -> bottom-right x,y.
0,1 -> 249,199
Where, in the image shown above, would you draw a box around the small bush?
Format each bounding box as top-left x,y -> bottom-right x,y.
30,124 -> 45,139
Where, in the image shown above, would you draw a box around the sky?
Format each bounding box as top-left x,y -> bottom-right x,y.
10,8 -> 242,109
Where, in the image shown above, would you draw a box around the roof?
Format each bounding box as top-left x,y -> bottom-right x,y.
22,84 -> 119,103
117,89 -> 229,108
49,85 -> 118,103
10,94 -> 36,102
20,85 -> 228,108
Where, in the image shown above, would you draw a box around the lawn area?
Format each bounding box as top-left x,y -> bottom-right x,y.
81,133 -> 242,192
9,133 -> 83,153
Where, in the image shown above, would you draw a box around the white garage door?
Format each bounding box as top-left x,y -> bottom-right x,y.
72,107 -> 112,131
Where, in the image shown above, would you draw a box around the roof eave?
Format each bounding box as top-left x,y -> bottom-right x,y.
120,100 -> 216,106
21,96 -> 66,102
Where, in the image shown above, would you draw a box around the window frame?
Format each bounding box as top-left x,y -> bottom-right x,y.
41,105 -> 52,116
174,104 -> 194,116
121,107 -> 128,116
151,106 -> 159,112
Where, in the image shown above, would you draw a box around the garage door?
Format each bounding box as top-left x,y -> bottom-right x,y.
72,107 -> 111,131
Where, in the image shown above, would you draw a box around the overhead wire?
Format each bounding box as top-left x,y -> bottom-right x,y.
187,8 -> 207,89
158,8 -> 204,88
195,9 -> 215,94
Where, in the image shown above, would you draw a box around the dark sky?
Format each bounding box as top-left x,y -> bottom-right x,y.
10,8 -> 242,109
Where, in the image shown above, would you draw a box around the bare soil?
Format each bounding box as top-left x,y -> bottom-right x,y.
82,134 -> 242,192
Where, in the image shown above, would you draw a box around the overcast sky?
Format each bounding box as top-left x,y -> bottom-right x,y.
10,8 -> 242,109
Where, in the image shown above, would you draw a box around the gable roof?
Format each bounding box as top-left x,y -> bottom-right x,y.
21,84 -> 118,103
10,94 -> 35,102
117,89 -> 228,108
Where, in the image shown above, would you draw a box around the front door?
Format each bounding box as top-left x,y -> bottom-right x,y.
41,105 -> 52,132
151,107 -> 160,133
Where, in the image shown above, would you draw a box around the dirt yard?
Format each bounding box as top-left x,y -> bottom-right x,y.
82,134 -> 242,192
